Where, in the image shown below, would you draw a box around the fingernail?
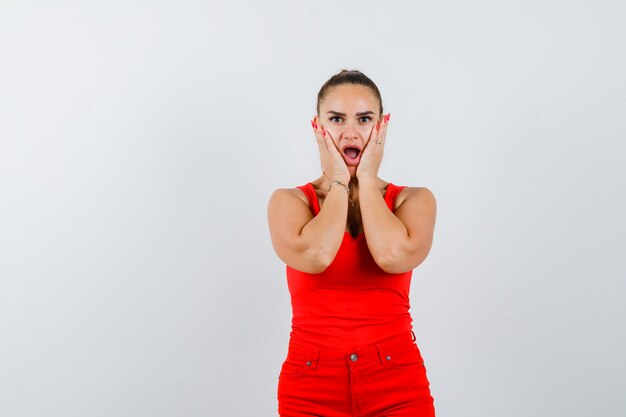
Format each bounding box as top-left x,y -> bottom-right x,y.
386,113 -> 391,123
376,121 -> 380,131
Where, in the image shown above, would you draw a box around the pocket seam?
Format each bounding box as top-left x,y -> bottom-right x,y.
382,343 -> 424,367
280,359 -> 313,377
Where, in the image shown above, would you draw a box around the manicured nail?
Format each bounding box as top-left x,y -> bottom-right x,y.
386,113 -> 391,123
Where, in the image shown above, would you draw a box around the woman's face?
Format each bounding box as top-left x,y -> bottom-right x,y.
316,84 -> 381,177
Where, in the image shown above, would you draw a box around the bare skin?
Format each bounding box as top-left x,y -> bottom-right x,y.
268,84 -> 437,274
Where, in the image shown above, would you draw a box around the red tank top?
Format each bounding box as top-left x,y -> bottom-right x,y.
286,182 -> 413,350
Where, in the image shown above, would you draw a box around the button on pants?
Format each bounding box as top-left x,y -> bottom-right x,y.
277,331 -> 436,417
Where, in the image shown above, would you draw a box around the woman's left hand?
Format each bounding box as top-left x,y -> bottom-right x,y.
356,113 -> 390,180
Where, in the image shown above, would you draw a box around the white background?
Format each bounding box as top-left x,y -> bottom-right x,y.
1,1 -> 625,416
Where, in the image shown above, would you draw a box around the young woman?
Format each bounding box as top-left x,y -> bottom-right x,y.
267,70 -> 437,416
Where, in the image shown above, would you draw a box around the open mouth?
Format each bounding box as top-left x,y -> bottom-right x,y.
343,147 -> 361,160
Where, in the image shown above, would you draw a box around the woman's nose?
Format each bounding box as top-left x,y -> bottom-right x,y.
341,121 -> 359,139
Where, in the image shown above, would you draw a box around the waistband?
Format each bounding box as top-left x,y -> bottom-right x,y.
286,330 -> 418,368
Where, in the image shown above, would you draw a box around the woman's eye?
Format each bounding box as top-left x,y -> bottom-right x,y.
330,116 -> 343,123
360,117 -> 371,123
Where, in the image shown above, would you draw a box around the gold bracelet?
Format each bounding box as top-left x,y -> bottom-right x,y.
329,179 -> 349,193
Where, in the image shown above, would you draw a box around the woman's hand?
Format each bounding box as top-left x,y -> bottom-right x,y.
311,116 -> 350,183
357,113 -> 390,180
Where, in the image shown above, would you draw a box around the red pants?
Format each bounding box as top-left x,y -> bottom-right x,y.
277,331 -> 436,417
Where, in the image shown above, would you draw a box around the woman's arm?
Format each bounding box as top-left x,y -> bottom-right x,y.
267,183 -> 348,274
267,119 -> 351,274
356,115 -> 437,274
359,179 -> 437,274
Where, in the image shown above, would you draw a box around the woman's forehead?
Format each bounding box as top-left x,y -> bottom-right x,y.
320,84 -> 379,113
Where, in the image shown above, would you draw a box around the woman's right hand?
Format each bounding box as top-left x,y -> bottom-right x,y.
311,116 -> 350,183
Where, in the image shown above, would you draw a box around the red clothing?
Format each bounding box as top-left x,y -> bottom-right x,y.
277,330 -> 436,416
286,182 -> 414,350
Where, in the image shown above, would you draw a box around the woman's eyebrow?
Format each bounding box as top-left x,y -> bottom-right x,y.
326,110 -> 375,116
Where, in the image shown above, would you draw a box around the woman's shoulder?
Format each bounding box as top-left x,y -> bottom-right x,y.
393,185 -> 436,210
268,185 -> 310,208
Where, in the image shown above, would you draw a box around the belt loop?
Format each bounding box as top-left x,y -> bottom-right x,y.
312,346 -> 320,369
375,343 -> 384,365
